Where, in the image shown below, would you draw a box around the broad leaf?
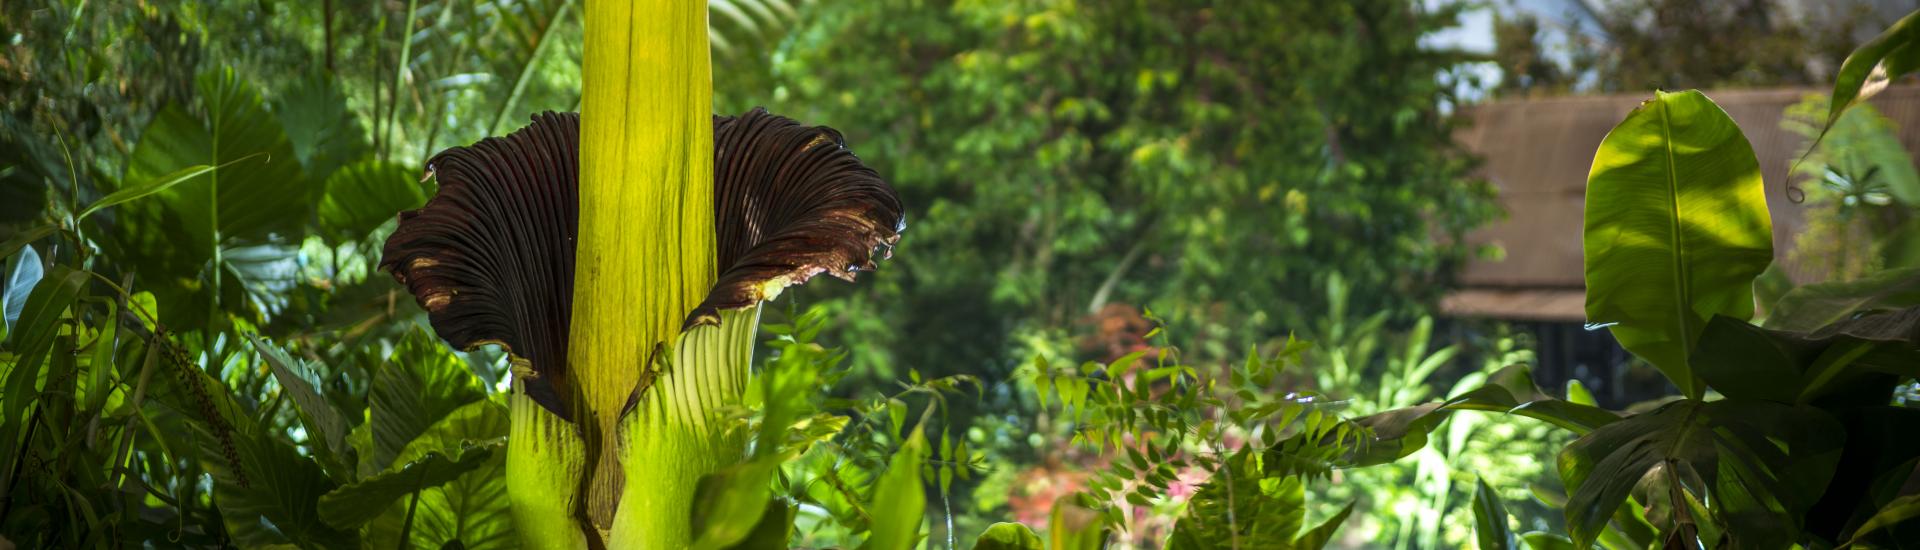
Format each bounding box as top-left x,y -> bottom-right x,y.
316,440 -> 500,529
1767,267 -> 1920,333
122,68 -> 312,252
249,333 -> 352,466
369,329 -> 488,470
689,457 -> 782,550
141,340 -> 355,548
273,71 -> 369,186
725,499 -> 796,550
1693,307 -> 1920,405
1049,493 -> 1108,550
1822,9 -> 1920,142
2,265 -> 85,427
1293,501 -> 1354,550
864,424 -> 929,550
1518,532 -> 1575,550
1583,89 -> 1773,398
1558,399 -> 1844,547
1343,403 -> 1448,466
1444,365 -> 1620,435
1474,479 -> 1512,550
1848,494 -> 1920,547
318,160 -> 428,242
361,400 -> 514,550
117,68 -> 317,325
970,523 -> 1042,550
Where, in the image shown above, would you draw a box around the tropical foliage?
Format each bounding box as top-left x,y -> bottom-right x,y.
5,0 -> 1920,549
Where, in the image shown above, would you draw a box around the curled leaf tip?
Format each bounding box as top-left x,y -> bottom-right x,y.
685,108 -> 906,329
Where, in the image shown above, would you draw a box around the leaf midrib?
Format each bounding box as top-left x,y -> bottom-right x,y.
1658,95 -> 1696,397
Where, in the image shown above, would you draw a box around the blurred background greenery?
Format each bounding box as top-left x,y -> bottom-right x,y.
3,0 -> 1916,548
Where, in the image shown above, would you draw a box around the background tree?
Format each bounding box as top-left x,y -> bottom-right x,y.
752,0 -> 1498,384
1493,0 -> 1891,96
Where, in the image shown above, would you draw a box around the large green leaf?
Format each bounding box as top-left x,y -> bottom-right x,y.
970,523 -> 1042,550
1048,493 -> 1108,550
725,499 -> 796,550
1292,501 -> 1354,550
1848,494 -> 1920,547
360,400 -> 514,550
369,328 -> 488,470
117,68 -> 318,326
124,68 -> 312,251
2,265 -> 85,427
316,440 -> 500,529
688,457 -> 782,550
317,160 -> 429,242
1518,532 -> 1575,550
1474,479 -> 1513,550
864,424 -> 929,550
1558,399 -> 1844,548
1342,403 -> 1448,467
273,71 -> 370,186
1822,9 -> 1920,143
1583,89 -> 1773,399
249,333 -> 352,467
1767,267 -> 1920,333
139,339 -> 356,549
1443,365 -> 1621,435
1694,307 -> 1920,405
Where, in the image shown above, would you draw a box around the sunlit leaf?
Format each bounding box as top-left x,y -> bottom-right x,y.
249,333 -> 352,464
970,522 -> 1042,550
1473,478 -> 1512,550
1444,365 -> 1620,435
1583,90 -> 1772,399
1821,10 -> 1920,143
689,457 -> 782,550
864,424 -> 929,550
1,244 -> 43,340
3,265 -> 85,427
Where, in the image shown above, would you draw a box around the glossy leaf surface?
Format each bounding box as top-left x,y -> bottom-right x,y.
1584,90 -> 1772,398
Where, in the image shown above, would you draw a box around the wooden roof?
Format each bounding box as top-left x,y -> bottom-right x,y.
1443,86 -> 1920,321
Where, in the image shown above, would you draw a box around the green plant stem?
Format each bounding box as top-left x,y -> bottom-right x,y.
566,0 -> 715,539
609,307 -> 759,548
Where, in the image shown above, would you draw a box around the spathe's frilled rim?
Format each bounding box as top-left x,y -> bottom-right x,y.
381,112 -> 580,416
380,109 -> 904,418
691,108 -> 906,327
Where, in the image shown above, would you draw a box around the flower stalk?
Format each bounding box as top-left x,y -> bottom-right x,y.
568,0 -> 717,541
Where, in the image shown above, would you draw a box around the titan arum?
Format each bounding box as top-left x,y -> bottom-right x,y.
378,2 -> 904,547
